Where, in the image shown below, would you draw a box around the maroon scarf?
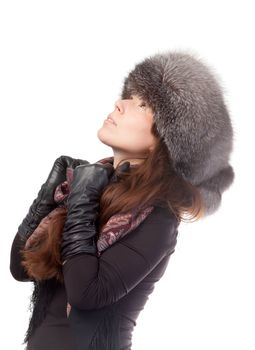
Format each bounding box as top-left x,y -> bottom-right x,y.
24,156 -> 154,318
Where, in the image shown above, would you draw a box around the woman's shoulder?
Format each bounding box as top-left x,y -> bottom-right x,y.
135,203 -> 179,242
152,202 -> 180,228
120,203 -> 179,259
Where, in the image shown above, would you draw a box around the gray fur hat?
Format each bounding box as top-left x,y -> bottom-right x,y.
120,50 -> 235,217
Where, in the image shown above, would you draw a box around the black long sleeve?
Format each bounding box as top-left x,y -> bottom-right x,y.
62,205 -> 179,311
10,232 -> 35,282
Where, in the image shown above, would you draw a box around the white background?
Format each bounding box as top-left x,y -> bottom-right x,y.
1,0 -> 254,349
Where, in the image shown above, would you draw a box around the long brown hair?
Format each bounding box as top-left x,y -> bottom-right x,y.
20,122 -> 205,282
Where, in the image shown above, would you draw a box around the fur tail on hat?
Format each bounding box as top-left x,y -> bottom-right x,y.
197,165 -> 235,216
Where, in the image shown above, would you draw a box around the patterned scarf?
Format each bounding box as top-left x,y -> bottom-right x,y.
23,156 -> 154,346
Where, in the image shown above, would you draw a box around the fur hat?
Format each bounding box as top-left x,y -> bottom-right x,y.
120,50 -> 235,217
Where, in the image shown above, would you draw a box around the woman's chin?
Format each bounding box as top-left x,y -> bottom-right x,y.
97,128 -> 113,147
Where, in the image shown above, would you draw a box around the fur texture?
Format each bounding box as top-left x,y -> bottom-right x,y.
120,49 -> 235,217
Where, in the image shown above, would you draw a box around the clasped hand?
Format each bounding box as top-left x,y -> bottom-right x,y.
69,163 -> 115,201
61,162 -> 115,262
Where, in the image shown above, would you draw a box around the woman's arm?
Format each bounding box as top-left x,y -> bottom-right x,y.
10,155 -> 89,282
62,206 -> 178,310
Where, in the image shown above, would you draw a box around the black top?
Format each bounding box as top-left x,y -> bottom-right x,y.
10,205 -> 179,350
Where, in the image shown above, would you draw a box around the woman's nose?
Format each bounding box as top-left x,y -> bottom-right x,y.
114,99 -> 124,113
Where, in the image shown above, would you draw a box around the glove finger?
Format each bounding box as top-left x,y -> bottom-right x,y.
58,155 -> 75,169
118,161 -> 130,173
75,158 -> 90,167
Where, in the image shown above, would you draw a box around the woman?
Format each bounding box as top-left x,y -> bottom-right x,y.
10,50 -> 235,349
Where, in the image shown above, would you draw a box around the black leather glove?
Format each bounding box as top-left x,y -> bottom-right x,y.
61,162 -> 115,264
17,155 -> 89,243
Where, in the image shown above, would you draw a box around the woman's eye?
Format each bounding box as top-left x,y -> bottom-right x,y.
139,102 -> 146,108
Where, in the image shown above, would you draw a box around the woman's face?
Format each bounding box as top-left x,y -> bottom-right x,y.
97,94 -> 156,167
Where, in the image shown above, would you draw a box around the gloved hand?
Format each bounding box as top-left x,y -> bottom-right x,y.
61,162 -> 115,264
17,155 -> 89,242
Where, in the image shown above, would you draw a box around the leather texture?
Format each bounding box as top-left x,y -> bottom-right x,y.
17,155 -> 89,242
60,163 -> 114,263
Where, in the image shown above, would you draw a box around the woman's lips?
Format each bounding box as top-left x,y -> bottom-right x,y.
106,115 -> 117,125
104,116 -> 117,126
104,119 -> 117,126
